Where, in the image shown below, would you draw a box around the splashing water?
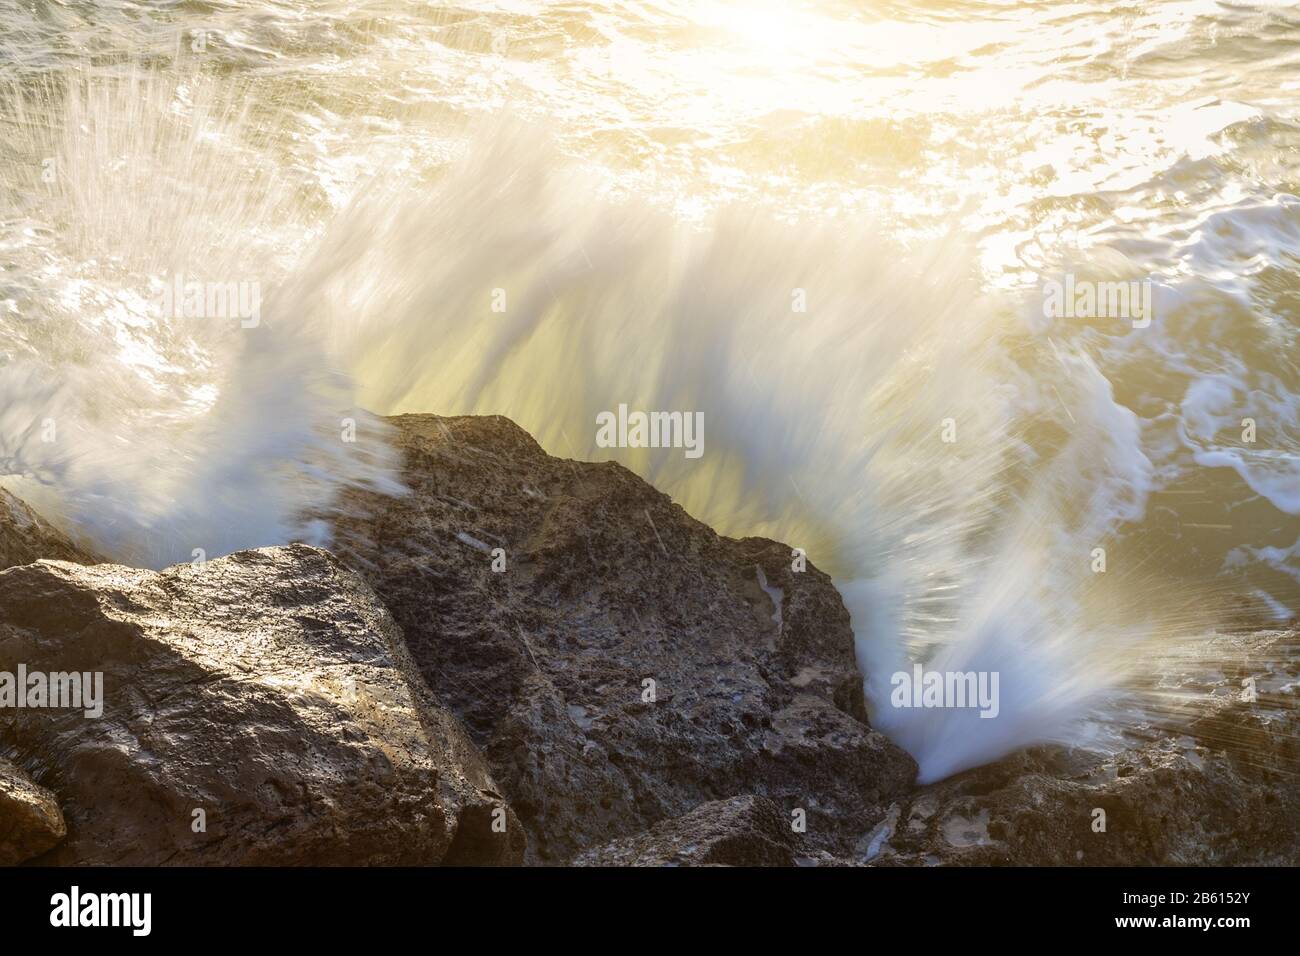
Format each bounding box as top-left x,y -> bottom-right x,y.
0,0 -> 1297,782
0,72 -> 403,567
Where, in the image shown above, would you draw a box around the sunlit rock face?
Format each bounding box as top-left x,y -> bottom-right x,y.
0,488 -> 97,571
331,414 -> 919,864
0,544 -> 523,865
0,757 -> 65,864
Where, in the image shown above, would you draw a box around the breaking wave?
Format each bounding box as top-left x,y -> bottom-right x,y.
2,0 -> 1297,782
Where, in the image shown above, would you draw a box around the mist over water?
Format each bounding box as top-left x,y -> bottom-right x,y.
0,0 -> 1296,781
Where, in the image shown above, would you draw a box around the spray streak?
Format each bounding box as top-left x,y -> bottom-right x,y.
0,71 -> 402,568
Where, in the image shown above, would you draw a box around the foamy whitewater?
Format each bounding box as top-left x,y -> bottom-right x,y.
0,0 -> 1296,782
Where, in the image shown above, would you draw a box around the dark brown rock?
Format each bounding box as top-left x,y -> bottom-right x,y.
0,545 -> 524,865
0,488 -> 97,570
332,414 -> 917,863
0,756 -> 65,864
573,795 -> 796,866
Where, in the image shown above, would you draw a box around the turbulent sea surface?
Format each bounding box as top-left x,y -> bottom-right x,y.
0,0 -> 1297,779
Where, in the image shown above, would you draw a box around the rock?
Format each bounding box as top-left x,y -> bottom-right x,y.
866,744 -> 1284,865
573,795 -> 795,866
0,544 -> 524,865
1185,628 -> 1300,774
0,487 -> 96,570
332,414 -> 917,863
869,628 -> 1300,866
0,757 -> 65,864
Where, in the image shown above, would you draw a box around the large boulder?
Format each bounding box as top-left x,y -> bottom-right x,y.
0,544 -> 524,865
0,757 -> 65,864
332,414 -> 917,863
0,487 -> 96,570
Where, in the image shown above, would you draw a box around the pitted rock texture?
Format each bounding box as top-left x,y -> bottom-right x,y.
0,756 -> 65,864
0,545 -> 523,865
0,488 -> 96,570
573,795 -> 796,866
333,414 -> 917,863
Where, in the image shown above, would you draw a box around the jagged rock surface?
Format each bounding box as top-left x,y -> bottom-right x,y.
0,756 -> 65,864
0,488 -> 96,570
0,545 -> 524,865
573,795 -> 797,866
333,414 -> 918,863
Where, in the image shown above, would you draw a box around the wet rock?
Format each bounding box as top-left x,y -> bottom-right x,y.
0,757 -> 65,864
573,795 -> 795,866
0,545 -> 523,865
1185,628 -> 1300,774
0,488 -> 96,570
870,627 -> 1300,866
333,414 -> 917,863
869,741 -> 1296,866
